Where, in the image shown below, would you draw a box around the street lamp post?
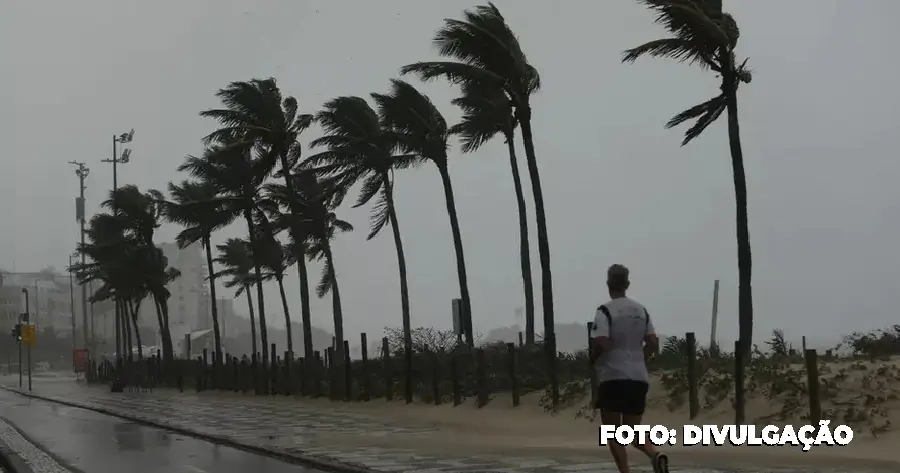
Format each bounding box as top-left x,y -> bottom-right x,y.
101,129 -> 134,369
69,161 -> 91,367
68,252 -> 77,371
21,287 -> 31,392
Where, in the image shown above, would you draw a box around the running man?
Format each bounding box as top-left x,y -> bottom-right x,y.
590,264 -> 668,473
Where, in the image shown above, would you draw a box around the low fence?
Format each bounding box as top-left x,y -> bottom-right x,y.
95,336 -> 592,408
92,330 -> 831,424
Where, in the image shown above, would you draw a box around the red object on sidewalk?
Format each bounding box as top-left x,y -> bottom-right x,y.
74,349 -> 89,373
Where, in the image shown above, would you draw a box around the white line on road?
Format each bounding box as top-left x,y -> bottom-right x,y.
181,464 -> 208,473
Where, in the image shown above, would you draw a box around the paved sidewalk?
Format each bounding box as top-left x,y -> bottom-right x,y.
0,375 -> 876,473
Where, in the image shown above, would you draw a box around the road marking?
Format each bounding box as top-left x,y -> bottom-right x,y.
182,465 -> 207,473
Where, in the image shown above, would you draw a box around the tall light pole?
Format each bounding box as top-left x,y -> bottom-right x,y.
69,161 -> 90,359
68,252 -> 77,371
101,128 -> 134,368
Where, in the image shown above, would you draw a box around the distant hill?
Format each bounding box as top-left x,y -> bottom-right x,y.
222,316 -> 333,356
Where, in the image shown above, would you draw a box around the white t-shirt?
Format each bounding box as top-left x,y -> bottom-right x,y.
589,296 -> 655,383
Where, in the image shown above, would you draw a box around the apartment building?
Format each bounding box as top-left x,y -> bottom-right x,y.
0,271 -> 87,336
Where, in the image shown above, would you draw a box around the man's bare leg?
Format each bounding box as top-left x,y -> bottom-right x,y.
600,410 -> 629,473
622,414 -> 655,458
623,414 -> 668,473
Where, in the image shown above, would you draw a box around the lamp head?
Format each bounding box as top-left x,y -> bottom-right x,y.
119,129 -> 135,143
120,148 -> 131,163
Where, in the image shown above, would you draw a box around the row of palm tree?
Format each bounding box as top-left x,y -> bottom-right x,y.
73,1 -> 754,405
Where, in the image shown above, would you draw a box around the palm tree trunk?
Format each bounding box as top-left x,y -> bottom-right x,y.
276,275 -> 293,355
245,287 -> 258,357
296,261 -> 314,361
279,161 -> 313,361
114,298 -> 122,366
244,209 -> 269,372
383,174 -> 414,402
123,300 -> 134,362
153,296 -> 174,362
203,236 -> 223,358
516,107 -> 557,404
323,244 -> 345,365
724,84 -> 753,358
504,130 -> 535,345
435,163 -> 473,348
129,299 -> 143,360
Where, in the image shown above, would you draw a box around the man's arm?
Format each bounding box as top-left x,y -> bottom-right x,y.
643,308 -> 659,360
590,308 -> 610,363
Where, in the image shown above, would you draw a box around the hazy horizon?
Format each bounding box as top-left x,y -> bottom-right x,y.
2,0 -> 898,350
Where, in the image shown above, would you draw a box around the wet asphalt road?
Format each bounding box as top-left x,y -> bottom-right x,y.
0,389 -> 321,473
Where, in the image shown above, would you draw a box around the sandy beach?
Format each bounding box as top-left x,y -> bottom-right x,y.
291,356 -> 900,471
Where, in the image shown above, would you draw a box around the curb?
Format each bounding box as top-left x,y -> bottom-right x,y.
0,386 -> 375,473
0,439 -> 33,473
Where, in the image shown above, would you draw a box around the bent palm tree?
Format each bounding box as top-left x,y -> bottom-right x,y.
265,171 -> 352,364
450,81 -> 535,345
178,143 -> 271,371
163,179 -> 235,357
75,186 -> 180,363
255,210 -> 295,355
305,95 -> 421,401
215,238 -> 260,357
622,0 -> 753,356
400,3 -> 549,359
372,79 -> 475,349
200,78 -> 314,359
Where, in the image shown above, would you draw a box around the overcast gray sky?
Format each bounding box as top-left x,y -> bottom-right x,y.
2,0 -> 898,348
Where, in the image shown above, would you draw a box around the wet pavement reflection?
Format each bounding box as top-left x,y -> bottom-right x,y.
0,390 -> 320,473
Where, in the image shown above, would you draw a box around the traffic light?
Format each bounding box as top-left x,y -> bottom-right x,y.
13,324 -> 21,342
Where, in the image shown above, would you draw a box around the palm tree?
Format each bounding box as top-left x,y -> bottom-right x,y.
304,95 -> 421,401
449,81 -> 535,345
622,0 -> 753,356
255,210 -> 295,355
265,171 -> 352,363
74,186 -> 180,363
178,144 -> 272,371
372,79 -> 475,349
399,3 -> 550,356
163,179 -> 235,357
214,238 -> 260,357
200,78 -> 314,360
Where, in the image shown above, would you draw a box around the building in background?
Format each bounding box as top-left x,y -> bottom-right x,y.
216,297 -> 240,338
0,269 -> 85,337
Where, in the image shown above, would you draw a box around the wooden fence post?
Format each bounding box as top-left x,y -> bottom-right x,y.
475,348 -> 488,408
507,342 -> 519,407
360,333 -> 370,401
587,322 -> 597,407
284,351 -> 292,395
326,347 -> 336,400
343,340 -> 352,401
312,351 -> 322,397
429,346 -> 440,405
805,349 -> 821,425
270,344 -> 277,395
734,340 -> 746,424
382,337 -> 393,401
450,354 -> 461,406
686,332 -> 699,419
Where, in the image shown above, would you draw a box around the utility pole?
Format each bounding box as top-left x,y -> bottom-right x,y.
69,253 -> 76,371
101,129 -> 134,369
21,287 -> 30,392
69,161 -> 91,360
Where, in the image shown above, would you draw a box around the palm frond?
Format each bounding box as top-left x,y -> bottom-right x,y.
665,94 -> 726,146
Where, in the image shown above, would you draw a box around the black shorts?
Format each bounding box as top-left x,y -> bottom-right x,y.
594,379 -> 649,415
